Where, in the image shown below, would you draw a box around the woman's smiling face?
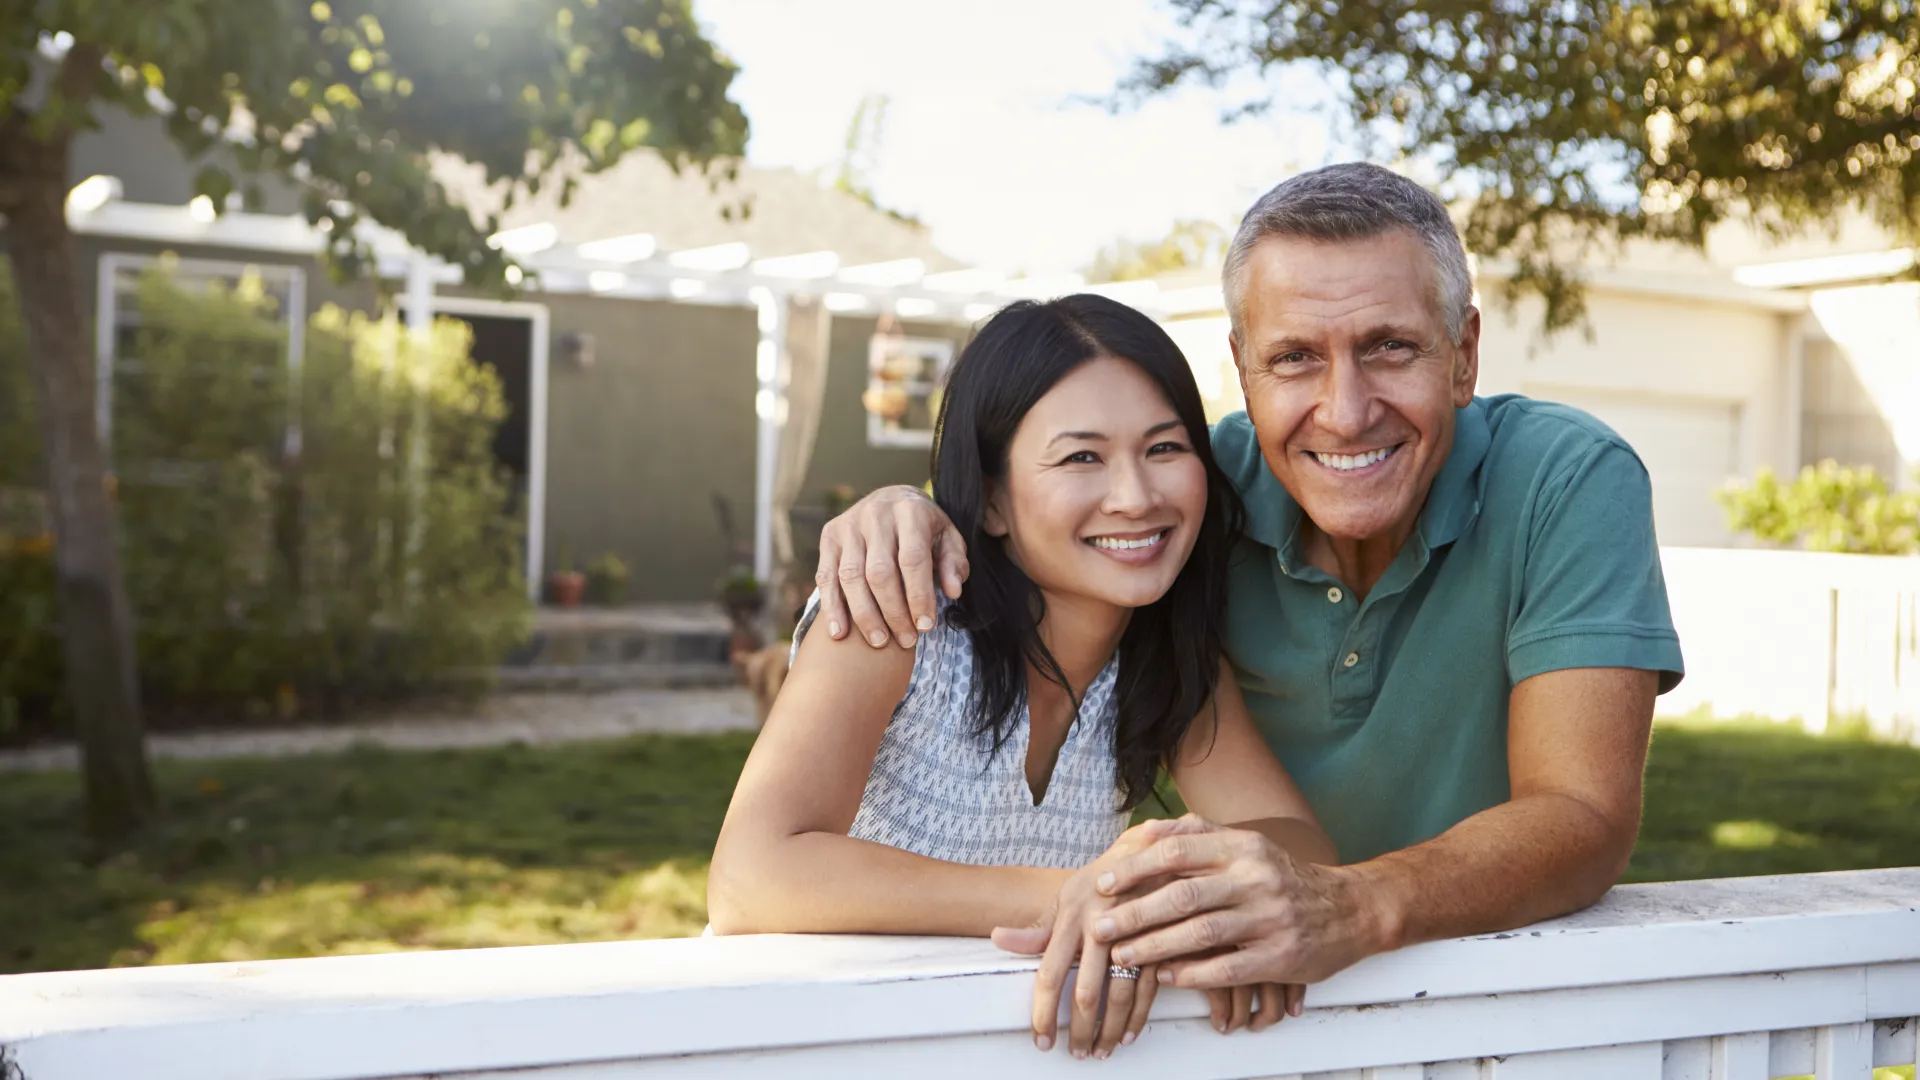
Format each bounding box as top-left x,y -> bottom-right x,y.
985,356 -> 1208,612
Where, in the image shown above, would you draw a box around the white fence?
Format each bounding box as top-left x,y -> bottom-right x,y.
2,868 -> 1916,1079
1661,548 -> 1920,742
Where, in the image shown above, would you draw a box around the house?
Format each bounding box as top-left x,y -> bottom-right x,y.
51,87 -> 1920,585
56,100 -> 994,605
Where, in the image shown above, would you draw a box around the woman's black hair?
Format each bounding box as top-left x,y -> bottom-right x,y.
931,294 -> 1245,810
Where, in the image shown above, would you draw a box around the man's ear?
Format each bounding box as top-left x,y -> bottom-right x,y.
1451,306 -> 1482,407
983,479 -> 1010,538
1230,330 -> 1251,402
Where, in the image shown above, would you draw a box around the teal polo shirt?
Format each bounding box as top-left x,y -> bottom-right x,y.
1213,394 -> 1684,864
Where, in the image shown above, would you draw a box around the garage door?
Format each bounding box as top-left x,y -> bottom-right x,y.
1530,391 -> 1741,547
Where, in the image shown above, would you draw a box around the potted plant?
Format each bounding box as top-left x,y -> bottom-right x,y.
822,483 -> 858,518
719,564 -> 764,625
546,541 -> 586,608
585,551 -> 631,606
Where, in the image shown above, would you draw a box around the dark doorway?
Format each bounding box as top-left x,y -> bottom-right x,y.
398,307 -> 534,500
454,313 -> 534,486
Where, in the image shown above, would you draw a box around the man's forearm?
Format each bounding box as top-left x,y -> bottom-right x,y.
1233,816 -> 1341,867
1343,791 -> 1636,951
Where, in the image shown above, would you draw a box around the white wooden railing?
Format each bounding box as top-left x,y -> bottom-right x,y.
2,868 -> 1916,1079
1662,548 -> 1920,742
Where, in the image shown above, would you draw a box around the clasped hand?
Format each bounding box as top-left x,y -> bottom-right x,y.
991,816 -> 1308,1059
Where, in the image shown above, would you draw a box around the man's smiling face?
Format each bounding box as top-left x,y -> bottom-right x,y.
1231,228 -> 1480,547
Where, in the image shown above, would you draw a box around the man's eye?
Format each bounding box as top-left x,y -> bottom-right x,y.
1271,351 -> 1309,366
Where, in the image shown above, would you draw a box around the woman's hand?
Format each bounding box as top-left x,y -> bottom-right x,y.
991,821 -> 1177,1058
1204,982 -> 1305,1034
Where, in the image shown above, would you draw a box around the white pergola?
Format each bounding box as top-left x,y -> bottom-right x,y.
66,186 -> 1226,593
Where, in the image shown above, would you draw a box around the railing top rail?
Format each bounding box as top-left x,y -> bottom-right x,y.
1661,545 -> 1920,588
2,868 -> 1916,1080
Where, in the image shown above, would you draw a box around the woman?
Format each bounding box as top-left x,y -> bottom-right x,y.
708,295 -> 1334,1060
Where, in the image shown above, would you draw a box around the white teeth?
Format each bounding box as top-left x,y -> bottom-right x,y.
1313,446 -> 1394,471
1089,532 -> 1166,551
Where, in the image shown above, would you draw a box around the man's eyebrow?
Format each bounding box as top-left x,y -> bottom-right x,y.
1364,324 -> 1431,343
1258,335 -> 1318,354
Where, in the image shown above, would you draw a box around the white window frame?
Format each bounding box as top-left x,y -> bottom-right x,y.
94,252 -> 308,457
864,334 -> 953,449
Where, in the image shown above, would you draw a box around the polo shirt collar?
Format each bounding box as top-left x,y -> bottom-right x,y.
1242,398 -> 1492,569
1419,397 -> 1490,549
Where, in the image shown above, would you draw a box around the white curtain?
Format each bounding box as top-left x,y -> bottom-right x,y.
768,296 -> 832,626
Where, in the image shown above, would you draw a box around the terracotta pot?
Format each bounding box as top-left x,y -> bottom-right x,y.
547,571 -> 587,608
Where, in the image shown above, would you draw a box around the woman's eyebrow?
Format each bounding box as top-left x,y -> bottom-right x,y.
1144,420 -> 1183,437
1045,430 -> 1107,449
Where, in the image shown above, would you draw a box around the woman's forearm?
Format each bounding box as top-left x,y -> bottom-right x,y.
708,831 -> 1072,936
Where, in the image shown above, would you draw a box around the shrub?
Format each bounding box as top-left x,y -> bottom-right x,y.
585,552 -> 631,606
0,261 -> 530,736
1718,461 -> 1920,556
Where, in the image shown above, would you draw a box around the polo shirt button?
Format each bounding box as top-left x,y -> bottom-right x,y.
1327,587 -> 1343,603
1343,652 -> 1359,667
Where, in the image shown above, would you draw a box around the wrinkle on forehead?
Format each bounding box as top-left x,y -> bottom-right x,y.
1241,234 -> 1447,342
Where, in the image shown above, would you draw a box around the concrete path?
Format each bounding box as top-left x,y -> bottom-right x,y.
0,688 -> 759,774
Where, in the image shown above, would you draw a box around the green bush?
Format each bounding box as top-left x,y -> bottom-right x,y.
0,260 -> 530,735
1718,461 -> 1920,555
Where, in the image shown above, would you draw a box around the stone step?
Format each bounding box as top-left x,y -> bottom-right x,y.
493,661 -> 738,692
503,603 -> 735,669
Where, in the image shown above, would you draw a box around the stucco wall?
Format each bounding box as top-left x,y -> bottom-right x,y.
525,294 -> 759,602
1807,282 -> 1920,487
1477,286 -> 1795,546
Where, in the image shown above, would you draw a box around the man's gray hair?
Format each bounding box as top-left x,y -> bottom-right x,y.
1223,162 -> 1473,347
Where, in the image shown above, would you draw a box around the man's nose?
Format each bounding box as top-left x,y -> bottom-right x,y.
1316,357 -> 1372,439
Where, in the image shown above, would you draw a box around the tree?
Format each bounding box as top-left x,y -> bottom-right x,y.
1086,218 -> 1230,282
1121,2 -> 1920,329
831,92 -> 922,227
1719,461 -> 1920,555
0,0 -> 747,839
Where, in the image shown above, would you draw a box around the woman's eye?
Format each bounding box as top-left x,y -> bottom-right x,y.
1062,450 -> 1100,465
1148,441 -> 1189,456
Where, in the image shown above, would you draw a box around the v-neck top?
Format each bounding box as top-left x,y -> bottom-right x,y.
793,594 -> 1130,869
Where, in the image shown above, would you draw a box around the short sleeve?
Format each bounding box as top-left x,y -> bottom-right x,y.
1507,443 -> 1685,692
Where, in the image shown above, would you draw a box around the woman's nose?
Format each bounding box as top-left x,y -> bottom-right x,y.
1103,459 -> 1158,516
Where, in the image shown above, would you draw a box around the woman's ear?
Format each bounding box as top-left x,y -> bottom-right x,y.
983,479 -> 1010,538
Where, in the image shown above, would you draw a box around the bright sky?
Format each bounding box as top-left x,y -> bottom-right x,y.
696,0 -> 1345,274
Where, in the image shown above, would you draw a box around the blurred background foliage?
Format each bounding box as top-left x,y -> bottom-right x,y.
0,261 -> 529,739
1719,460 -> 1920,555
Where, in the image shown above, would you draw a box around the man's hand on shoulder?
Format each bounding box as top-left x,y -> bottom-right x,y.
815,485 -> 969,650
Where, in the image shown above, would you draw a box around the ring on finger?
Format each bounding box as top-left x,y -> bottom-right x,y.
1108,965 -> 1141,980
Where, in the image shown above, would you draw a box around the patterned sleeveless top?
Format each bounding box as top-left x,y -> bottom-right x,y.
793,594 -> 1130,869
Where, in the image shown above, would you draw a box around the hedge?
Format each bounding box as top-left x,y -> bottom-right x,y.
0,259 -> 530,737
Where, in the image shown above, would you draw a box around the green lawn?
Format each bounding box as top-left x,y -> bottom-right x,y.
3,719 -> 1919,977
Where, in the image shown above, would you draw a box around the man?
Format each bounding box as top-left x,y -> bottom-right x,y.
811,163 -> 1683,998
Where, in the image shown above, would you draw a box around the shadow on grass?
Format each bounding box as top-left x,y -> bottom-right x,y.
1626,719 -> 1920,883
0,732 -> 755,975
